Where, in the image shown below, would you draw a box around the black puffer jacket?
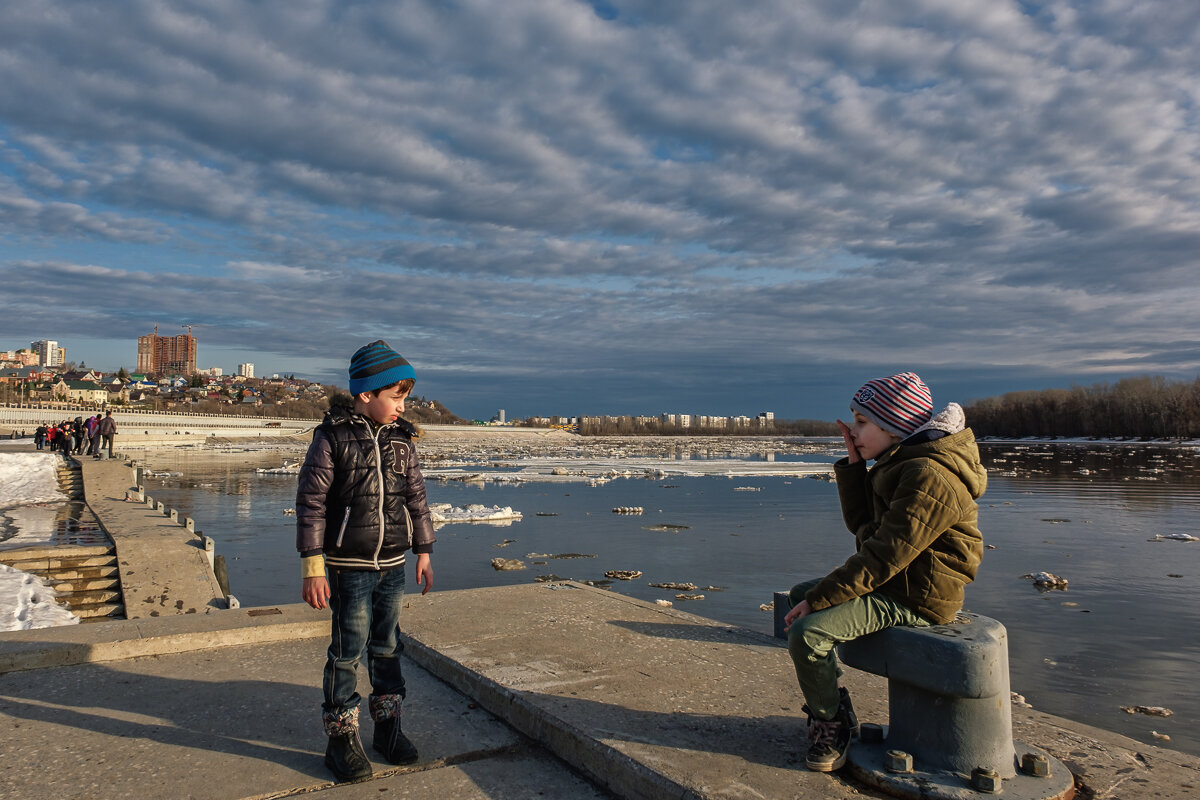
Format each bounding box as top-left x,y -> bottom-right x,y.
295,400 -> 435,570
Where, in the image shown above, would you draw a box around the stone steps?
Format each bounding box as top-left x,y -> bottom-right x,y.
0,459 -> 126,623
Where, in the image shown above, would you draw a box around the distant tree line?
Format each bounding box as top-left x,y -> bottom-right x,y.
965,376 -> 1200,439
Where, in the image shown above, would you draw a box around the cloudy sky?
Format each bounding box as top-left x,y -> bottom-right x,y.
2,1 -> 1198,420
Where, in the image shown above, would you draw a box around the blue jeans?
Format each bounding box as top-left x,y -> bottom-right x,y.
323,567 -> 407,720
787,578 -> 929,719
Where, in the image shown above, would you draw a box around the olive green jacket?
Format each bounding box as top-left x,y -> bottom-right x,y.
806,428 -> 988,624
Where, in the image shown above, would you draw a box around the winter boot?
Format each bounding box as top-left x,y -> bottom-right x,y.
324,731 -> 373,783
803,703 -> 853,772
373,716 -> 419,765
370,693 -> 418,765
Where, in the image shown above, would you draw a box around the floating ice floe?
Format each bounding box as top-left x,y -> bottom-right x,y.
1147,533 -> 1199,542
256,461 -> 300,474
604,570 -> 642,580
1121,705 -> 1173,717
1022,572 -> 1068,589
0,564 -> 79,631
526,552 -> 595,560
430,503 -> 523,525
490,558 -> 526,571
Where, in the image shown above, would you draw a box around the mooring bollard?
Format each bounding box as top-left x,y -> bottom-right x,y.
185,517 -> 195,533
169,508 -> 179,522
835,612 -> 1074,800
202,535 -> 215,570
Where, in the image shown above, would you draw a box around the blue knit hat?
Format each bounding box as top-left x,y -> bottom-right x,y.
348,340 -> 416,395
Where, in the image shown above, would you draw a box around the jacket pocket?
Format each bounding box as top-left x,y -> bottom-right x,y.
335,507 -> 351,548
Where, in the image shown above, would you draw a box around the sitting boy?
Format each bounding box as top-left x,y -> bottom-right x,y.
783,372 -> 987,771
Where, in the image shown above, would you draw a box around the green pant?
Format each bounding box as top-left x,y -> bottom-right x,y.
786,578 -> 929,719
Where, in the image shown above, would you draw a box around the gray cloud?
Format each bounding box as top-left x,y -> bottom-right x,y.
1,0 -> 1198,417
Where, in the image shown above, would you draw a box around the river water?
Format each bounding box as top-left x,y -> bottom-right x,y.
133,436 -> 1200,757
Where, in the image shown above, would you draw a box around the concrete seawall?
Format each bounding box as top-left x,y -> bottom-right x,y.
1,405 -> 577,446
0,450 -> 1195,799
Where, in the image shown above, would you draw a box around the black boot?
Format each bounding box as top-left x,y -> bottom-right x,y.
325,731 -> 373,783
373,716 -> 419,765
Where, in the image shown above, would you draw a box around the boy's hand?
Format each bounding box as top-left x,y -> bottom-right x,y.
302,576 -> 331,609
783,599 -> 812,631
416,553 -> 433,595
837,419 -> 863,464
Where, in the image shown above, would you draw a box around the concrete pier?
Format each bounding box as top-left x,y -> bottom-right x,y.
79,458 -> 227,617
1,586 -> 1198,799
0,446 -> 1197,798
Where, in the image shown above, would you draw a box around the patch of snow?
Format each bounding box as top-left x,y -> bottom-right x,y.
0,564 -> 79,631
0,453 -> 68,509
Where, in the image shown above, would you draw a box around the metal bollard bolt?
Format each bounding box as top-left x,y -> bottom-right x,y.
860,722 -> 884,744
971,767 -> 1002,793
885,750 -> 913,774
1021,752 -> 1050,777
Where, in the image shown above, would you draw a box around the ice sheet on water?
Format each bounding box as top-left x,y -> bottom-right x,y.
0,453 -> 68,509
425,457 -> 833,483
0,564 -> 79,631
430,503 -> 523,526
0,505 -> 63,550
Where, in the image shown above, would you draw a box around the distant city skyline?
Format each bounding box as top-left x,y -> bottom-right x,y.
2,3 -> 1199,421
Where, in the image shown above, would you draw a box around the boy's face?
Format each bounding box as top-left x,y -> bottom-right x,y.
850,411 -> 901,460
357,384 -> 410,425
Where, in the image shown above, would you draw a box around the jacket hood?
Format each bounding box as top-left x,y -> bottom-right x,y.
886,414 -> 987,500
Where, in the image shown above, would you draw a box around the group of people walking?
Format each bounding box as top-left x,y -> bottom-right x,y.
33,411 -> 117,459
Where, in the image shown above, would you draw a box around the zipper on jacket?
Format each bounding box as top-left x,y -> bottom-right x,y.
335,506 -> 351,548
371,424 -> 386,569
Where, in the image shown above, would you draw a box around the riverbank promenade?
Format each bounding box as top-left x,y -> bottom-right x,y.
0,459 -> 1196,798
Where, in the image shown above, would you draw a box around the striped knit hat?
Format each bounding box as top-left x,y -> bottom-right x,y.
348,340 -> 416,395
850,372 -> 933,438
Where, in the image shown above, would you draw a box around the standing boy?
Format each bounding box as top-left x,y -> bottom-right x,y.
296,341 -> 435,784
783,372 -> 987,772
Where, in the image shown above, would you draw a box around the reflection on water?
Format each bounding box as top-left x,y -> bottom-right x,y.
137,440 -> 1200,757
